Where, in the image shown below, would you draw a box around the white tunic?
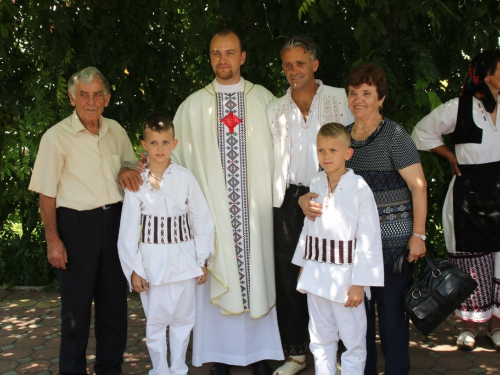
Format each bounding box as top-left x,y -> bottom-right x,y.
117,162 -> 214,288
412,97 -> 500,252
292,170 -> 384,302
267,82 -> 353,207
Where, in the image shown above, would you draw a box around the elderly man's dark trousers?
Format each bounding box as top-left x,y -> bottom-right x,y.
56,204 -> 127,375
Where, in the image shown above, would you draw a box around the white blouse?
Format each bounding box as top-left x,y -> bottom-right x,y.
412,96 -> 500,252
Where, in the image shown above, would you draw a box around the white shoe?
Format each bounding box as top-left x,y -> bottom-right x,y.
456,329 -> 476,350
272,355 -> 306,375
487,328 -> 500,350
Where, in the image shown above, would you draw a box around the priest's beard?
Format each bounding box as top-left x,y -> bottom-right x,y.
215,68 -> 235,82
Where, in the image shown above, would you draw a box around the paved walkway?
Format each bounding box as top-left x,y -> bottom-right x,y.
0,289 -> 499,374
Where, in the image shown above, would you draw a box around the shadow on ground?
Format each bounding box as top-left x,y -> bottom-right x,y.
0,289 -> 499,374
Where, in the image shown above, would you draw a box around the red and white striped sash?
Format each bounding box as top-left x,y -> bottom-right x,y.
140,214 -> 192,244
303,235 -> 354,265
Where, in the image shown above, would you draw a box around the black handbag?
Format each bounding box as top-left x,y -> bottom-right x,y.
393,250 -> 478,335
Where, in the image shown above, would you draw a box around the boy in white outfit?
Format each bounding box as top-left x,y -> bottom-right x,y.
118,114 -> 214,375
292,123 -> 384,374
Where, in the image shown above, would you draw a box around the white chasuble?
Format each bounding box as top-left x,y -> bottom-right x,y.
174,79 -> 284,365
172,79 -> 277,318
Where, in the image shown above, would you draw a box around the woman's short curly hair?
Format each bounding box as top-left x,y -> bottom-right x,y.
344,62 -> 387,99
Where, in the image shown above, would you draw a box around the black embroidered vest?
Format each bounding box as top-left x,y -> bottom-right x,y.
451,96 -> 483,145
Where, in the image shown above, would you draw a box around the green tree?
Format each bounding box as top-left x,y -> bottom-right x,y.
1,0 -> 499,285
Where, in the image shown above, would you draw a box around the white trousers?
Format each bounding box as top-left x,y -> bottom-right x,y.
307,293 -> 367,375
140,279 -> 196,375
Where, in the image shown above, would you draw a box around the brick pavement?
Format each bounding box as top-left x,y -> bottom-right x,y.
1,289 -> 499,374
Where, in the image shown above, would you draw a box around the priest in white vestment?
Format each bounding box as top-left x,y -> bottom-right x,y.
173,29 -> 283,375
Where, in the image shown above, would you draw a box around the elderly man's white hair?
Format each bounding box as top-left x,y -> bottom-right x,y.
68,66 -> 111,98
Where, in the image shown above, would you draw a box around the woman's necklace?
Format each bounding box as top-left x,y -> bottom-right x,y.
352,115 -> 383,135
148,172 -> 162,182
325,176 -> 338,209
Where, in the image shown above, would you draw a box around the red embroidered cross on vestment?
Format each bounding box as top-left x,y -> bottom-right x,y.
221,112 -> 242,134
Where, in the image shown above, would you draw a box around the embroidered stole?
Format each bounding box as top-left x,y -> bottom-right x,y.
216,92 -> 251,310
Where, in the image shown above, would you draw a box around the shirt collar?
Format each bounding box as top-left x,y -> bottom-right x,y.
286,79 -> 324,101
215,77 -> 243,93
207,77 -> 251,96
70,109 -> 109,137
324,168 -> 353,183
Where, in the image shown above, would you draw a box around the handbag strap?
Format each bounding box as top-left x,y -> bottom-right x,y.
392,249 -> 409,275
393,250 -> 442,298
393,250 -> 439,275
411,255 -> 441,298
423,254 -> 438,273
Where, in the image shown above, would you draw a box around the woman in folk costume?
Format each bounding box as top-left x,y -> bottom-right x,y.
412,50 -> 500,350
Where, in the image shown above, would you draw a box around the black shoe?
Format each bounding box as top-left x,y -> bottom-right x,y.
211,363 -> 231,375
252,361 -> 272,375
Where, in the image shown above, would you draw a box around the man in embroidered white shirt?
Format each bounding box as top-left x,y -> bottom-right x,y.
172,29 -> 283,375
267,36 -> 353,375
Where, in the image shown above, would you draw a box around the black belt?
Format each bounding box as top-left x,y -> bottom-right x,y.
288,184 -> 310,195
93,202 -> 121,212
57,202 -> 122,214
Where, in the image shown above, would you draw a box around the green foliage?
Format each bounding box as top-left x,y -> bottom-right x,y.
1,0 -> 499,285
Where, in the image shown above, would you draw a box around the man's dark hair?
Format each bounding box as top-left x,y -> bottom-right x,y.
280,35 -> 317,62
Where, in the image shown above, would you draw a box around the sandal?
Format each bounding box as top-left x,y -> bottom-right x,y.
272,355 -> 306,375
457,328 -> 477,350
487,328 -> 500,350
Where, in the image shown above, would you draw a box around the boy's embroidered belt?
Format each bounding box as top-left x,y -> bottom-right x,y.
141,214 -> 193,244
303,235 -> 354,265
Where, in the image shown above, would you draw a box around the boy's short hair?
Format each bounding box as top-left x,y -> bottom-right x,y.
317,122 -> 351,146
142,114 -> 175,139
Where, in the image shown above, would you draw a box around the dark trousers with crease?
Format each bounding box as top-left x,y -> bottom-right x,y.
273,184 -> 311,356
56,203 -> 127,375
364,261 -> 410,375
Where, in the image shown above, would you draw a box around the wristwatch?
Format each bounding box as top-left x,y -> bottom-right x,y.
413,233 -> 426,241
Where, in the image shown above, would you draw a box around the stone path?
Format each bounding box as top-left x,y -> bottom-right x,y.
1,289 -> 499,374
